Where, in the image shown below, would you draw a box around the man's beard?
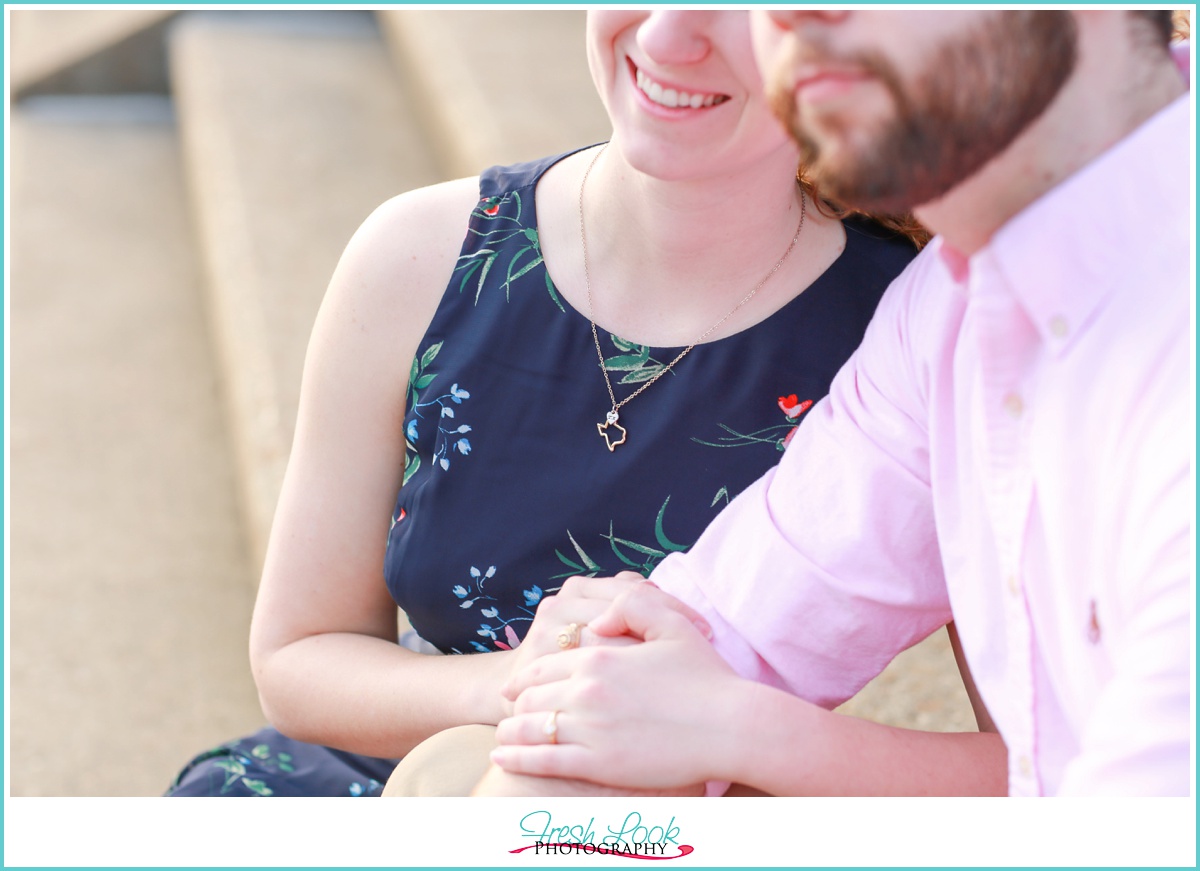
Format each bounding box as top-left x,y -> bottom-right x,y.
770,11 -> 1078,214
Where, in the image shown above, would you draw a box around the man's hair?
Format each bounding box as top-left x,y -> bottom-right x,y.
1133,10 -> 1175,48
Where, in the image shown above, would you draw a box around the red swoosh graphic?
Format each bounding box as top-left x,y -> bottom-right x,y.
509,843 -> 695,860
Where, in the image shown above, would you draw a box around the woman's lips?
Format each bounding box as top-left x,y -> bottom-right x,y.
628,58 -> 730,111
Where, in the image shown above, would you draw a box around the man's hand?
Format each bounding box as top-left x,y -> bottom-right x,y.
491,582 -> 740,791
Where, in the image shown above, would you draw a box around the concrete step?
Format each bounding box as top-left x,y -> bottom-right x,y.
377,10 -> 612,178
169,11 -> 444,569
9,9 -> 177,99
836,628 -> 976,732
8,95 -> 266,796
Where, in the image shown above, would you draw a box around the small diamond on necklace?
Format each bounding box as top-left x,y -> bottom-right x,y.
606,409 -> 619,425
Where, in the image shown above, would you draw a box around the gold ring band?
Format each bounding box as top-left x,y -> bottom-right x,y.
543,710 -> 560,745
556,622 -> 583,651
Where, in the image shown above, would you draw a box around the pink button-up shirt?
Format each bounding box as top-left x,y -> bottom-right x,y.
652,95 -> 1192,796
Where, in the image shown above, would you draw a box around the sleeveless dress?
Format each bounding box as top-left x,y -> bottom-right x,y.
166,148 -> 916,796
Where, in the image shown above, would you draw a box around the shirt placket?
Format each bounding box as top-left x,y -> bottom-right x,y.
969,266 -> 1042,796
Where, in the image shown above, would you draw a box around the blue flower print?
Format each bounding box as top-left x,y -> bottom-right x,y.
406,341 -> 476,477
449,565 -> 541,653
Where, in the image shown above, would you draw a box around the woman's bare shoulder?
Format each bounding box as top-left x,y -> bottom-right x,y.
315,176 -> 481,365
332,176 -> 481,310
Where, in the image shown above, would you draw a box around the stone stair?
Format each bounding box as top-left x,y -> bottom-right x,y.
8,93 -> 263,796
7,9 -> 972,797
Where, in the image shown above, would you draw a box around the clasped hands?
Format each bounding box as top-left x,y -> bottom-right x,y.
484,571 -> 742,795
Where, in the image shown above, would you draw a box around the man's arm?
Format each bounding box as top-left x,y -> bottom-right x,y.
649,248 -> 957,707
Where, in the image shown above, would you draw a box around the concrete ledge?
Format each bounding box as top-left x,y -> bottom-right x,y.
377,10 -> 611,178
10,10 -> 177,98
170,11 -> 443,570
10,98 -> 264,794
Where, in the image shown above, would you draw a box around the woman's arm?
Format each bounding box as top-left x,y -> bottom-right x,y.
246,181 -> 655,758
247,177 -> 516,759
248,193 -> 698,761
490,584 -> 1007,795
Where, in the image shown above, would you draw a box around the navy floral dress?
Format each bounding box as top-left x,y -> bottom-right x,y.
166,148 -> 915,796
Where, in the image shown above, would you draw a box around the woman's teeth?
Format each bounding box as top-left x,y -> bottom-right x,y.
636,69 -> 727,109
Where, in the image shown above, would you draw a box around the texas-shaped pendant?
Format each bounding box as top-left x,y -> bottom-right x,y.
596,408 -> 627,452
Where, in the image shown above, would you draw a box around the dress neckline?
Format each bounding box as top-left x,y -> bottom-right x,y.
518,146 -> 864,354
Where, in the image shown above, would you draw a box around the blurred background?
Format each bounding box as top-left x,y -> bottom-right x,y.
8,8 -> 992,797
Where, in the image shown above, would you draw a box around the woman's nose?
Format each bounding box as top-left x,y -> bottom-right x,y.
637,11 -> 716,66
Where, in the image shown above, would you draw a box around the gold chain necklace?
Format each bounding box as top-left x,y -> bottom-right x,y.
579,144 -> 807,452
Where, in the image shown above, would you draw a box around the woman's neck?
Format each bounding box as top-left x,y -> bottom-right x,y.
540,140 -> 836,348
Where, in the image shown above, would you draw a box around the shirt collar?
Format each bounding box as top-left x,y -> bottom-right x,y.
937,95 -> 1190,355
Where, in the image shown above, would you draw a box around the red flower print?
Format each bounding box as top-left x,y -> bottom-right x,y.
479,197 -> 500,217
782,426 -> 799,448
777,394 -> 813,418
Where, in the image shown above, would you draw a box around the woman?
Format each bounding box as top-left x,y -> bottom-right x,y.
167,9 -> 933,797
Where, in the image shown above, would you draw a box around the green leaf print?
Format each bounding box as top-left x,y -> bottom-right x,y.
654,497 -> 689,553
610,335 -> 639,353
473,255 -> 496,304
420,341 -> 443,370
552,549 -> 586,578
403,452 -> 421,486
506,253 -> 544,287
566,530 -> 602,573
550,497 -> 692,584
213,759 -> 245,776
619,364 -> 668,385
604,530 -> 666,560
544,272 -> 566,313
454,193 -> 564,309
604,353 -> 652,372
414,372 -> 438,390
240,778 -> 274,796
250,744 -> 270,760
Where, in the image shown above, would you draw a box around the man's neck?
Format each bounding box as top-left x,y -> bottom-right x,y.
914,16 -> 1185,256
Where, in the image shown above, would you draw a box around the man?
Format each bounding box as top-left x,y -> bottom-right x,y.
487,10 -> 1190,796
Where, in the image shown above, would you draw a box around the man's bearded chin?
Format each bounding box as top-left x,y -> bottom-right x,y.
768,11 -> 1079,215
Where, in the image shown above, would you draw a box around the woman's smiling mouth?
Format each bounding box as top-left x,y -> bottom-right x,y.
630,60 -> 731,110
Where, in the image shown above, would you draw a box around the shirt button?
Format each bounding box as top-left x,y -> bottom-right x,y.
1049,315 -> 1069,338
1003,392 -> 1024,419
1018,755 -> 1034,778
1006,573 -> 1020,597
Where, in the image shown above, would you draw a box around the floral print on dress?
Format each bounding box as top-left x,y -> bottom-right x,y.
552,496 -> 690,580
455,192 -> 566,311
451,564 -> 545,653
603,335 -> 677,386
693,391 -> 815,452
404,339 -> 474,482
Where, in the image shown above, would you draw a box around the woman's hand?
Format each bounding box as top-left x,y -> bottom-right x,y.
490,582 -> 739,791
497,573 -> 712,717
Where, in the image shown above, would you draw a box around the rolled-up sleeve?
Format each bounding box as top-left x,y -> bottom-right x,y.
652,260 -> 953,709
